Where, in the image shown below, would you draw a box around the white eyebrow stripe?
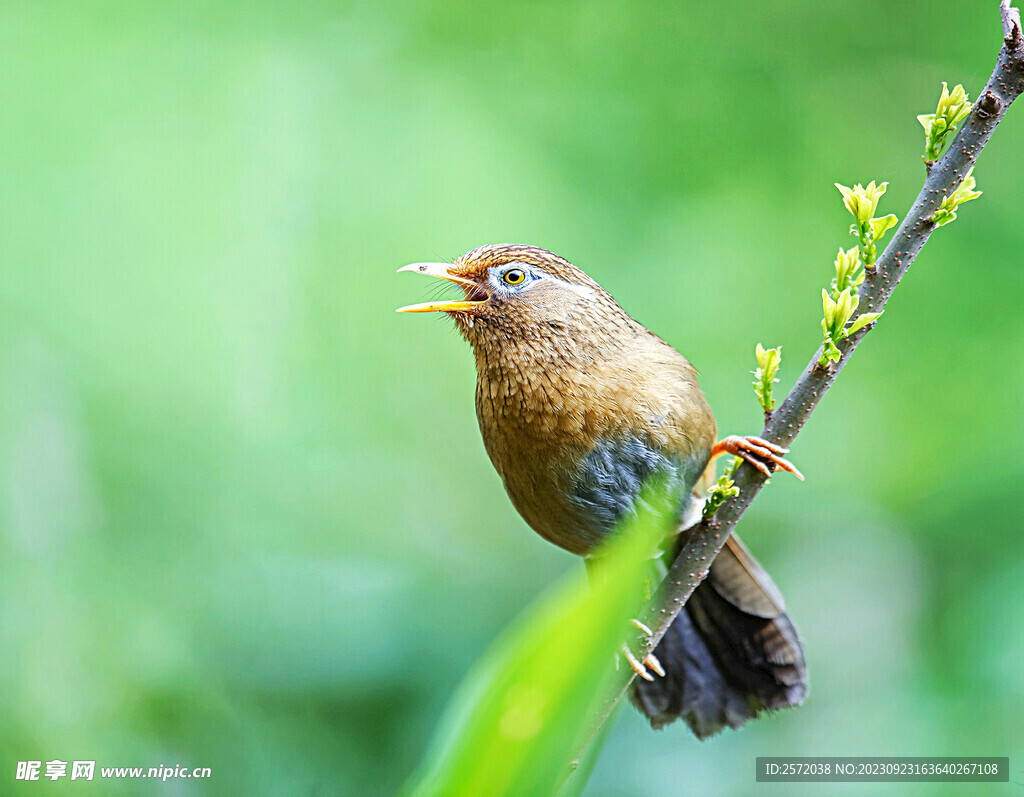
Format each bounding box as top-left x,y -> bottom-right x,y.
548,276 -> 596,299
493,261 -> 597,300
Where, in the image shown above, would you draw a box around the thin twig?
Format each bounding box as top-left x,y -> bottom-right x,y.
570,1 -> 1024,775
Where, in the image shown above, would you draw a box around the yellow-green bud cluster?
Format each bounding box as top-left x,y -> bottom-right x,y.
918,82 -> 972,163
932,167 -> 983,227
752,343 -> 782,415
819,288 -> 882,366
832,246 -> 864,296
704,472 -> 740,519
835,181 -> 898,267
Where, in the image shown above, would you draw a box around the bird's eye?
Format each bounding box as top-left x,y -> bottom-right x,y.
502,268 -> 527,285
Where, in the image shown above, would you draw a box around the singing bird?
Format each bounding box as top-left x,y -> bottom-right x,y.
397,244 -> 807,738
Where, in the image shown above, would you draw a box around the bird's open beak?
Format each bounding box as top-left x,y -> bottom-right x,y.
395,262 -> 489,313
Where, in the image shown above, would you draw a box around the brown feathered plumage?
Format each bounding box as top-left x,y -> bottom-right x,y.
399,244 -> 807,737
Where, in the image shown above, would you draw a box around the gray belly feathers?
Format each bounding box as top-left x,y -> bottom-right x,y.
567,435 -> 703,536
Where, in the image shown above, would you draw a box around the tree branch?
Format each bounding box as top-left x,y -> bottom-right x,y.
574,0 -> 1024,770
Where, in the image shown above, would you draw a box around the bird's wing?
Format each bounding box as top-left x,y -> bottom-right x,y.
706,535 -> 787,618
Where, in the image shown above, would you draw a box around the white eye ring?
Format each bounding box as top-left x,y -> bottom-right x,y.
490,263 -> 537,292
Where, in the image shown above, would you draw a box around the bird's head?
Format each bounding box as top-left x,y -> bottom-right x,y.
397,244 -> 624,347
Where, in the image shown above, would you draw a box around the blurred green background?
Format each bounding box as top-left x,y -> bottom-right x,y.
1,1 -> 1021,794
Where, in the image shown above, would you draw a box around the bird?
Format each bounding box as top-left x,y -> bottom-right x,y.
397,243 -> 808,739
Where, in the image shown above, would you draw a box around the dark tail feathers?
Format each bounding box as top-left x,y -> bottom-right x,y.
630,534 -> 807,739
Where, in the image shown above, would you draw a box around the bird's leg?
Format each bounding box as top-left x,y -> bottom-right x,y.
711,435 -> 804,481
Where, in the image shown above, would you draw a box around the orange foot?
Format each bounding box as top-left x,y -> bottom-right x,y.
712,435 -> 804,481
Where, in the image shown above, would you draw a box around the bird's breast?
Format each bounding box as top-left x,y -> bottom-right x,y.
473,333 -> 715,555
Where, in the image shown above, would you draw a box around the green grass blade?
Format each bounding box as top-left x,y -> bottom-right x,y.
557,697 -> 624,797
401,483 -> 675,797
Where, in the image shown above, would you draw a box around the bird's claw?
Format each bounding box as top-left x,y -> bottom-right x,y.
714,435 -> 804,481
630,618 -> 653,635
621,645 -> 665,681
621,618 -> 665,680
644,650 -> 666,678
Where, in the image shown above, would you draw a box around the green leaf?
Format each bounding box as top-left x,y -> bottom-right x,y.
847,311 -> 883,335
822,287 -> 858,341
835,182 -> 857,218
822,287 -> 837,330
818,337 -> 842,366
869,214 -> 898,242
401,480 -> 677,797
